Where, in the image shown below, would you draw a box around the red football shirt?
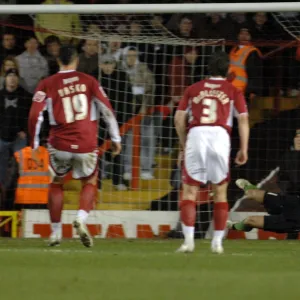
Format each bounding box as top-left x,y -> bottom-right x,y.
177,78 -> 248,133
28,70 -> 121,153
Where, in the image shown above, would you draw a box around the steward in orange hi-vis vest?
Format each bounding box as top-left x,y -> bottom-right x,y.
14,146 -> 50,204
229,45 -> 262,93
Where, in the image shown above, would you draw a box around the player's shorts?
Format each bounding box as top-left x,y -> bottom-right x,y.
48,145 -> 98,179
183,126 -> 230,186
263,192 -> 300,233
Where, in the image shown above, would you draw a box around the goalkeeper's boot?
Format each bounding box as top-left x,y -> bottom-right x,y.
176,243 -> 195,253
73,218 -> 93,248
236,179 -> 257,192
49,232 -> 61,247
226,219 -> 253,232
226,220 -> 236,230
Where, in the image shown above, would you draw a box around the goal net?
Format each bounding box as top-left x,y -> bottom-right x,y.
272,12 -> 300,40
1,5 -> 300,240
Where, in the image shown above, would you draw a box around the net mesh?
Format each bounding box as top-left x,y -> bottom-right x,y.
272,12 -> 300,40
0,10 -> 299,240
32,13 -> 224,45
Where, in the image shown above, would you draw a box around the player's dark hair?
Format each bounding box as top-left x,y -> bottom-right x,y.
58,45 -> 78,66
207,51 -> 229,78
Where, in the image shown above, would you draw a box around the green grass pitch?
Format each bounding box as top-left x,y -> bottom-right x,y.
0,239 -> 300,300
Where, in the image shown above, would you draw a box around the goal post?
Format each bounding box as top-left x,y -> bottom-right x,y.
0,3 -> 300,240
1,3 -> 300,14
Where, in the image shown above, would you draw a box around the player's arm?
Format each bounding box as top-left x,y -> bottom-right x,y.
93,80 -> 121,155
174,87 -> 189,149
28,82 -> 47,150
174,110 -> 187,150
234,89 -> 249,165
238,115 -> 249,152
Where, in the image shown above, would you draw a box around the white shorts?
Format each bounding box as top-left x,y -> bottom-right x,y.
48,145 -> 98,179
183,126 -> 230,185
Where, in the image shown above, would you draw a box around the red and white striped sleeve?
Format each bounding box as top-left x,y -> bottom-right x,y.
92,79 -> 121,143
28,80 -> 47,149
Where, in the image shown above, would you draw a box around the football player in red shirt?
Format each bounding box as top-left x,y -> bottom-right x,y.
175,51 -> 249,254
29,46 -> 121,247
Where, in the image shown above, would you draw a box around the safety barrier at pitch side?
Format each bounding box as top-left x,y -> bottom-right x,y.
98,106 -> 171,190
0,211 -> 18,238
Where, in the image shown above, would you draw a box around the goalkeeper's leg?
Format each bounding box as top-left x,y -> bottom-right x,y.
73,172 -> 97,248
228,179 -> 278,231
48,178 -> 64,246
227,216 -> 264,232
177,183 -> 198,253
236,178 -> 266,203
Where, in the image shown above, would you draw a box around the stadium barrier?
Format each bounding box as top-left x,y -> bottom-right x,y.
0,211 -> 18,238
22,210 -> 293,240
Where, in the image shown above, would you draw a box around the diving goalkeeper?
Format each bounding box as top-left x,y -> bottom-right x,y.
228,129 -> 300,234
227,179 -> 300,233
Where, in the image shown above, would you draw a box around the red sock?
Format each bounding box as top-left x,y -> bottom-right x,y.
213,202 -> 229,230
79,184 -> 97,213
48,183 -> 64,223
180,200 -> 196,226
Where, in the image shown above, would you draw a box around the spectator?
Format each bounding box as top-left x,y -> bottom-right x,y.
125,17 -> 160,66
129,18 -> 143,36
43,35 -> 61,75
16,36 -> 49,94
0,68 -> 31,188
173,15 -> 196,39
169,47 -> 201,105
77,39 -> 99,77
98,54 -> 134,190
0,56 -> 20,90
228,27 -> 263,103
106,37 -> 123,62
230,13 -> 248,35
125,18 -> 147,59
86,23 -> 102,37
166,13 -> 205,38
279,129 -> 300,196
250,12 -> 274,41
283,40 -> 300,98
99,54 -> 134,125
34,0 -> 82,45
204,13 -> 235,40
164,47 -> 201,151
119,46 -> 156,180
0,32 -> 20,66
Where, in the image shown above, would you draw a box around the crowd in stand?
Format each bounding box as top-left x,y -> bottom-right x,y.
0,1 -> 300,196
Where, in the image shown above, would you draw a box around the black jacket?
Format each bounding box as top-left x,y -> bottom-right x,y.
0,46 -> 21,66
0,86 -> 32,142
279,150 -> 300,196
245,50 -> 263,97
99,68 -> 134,125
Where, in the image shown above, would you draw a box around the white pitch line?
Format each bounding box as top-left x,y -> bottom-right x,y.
231,252 -> 253,257
0,248 -> 93,254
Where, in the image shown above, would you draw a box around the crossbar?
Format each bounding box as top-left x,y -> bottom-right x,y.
0,3 -> 300,14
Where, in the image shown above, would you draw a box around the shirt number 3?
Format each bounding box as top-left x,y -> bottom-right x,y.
200,98 -> 217,124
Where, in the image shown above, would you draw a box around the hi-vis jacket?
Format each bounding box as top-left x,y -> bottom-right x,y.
229,45 -> 262,93
14,146 -> 50,204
